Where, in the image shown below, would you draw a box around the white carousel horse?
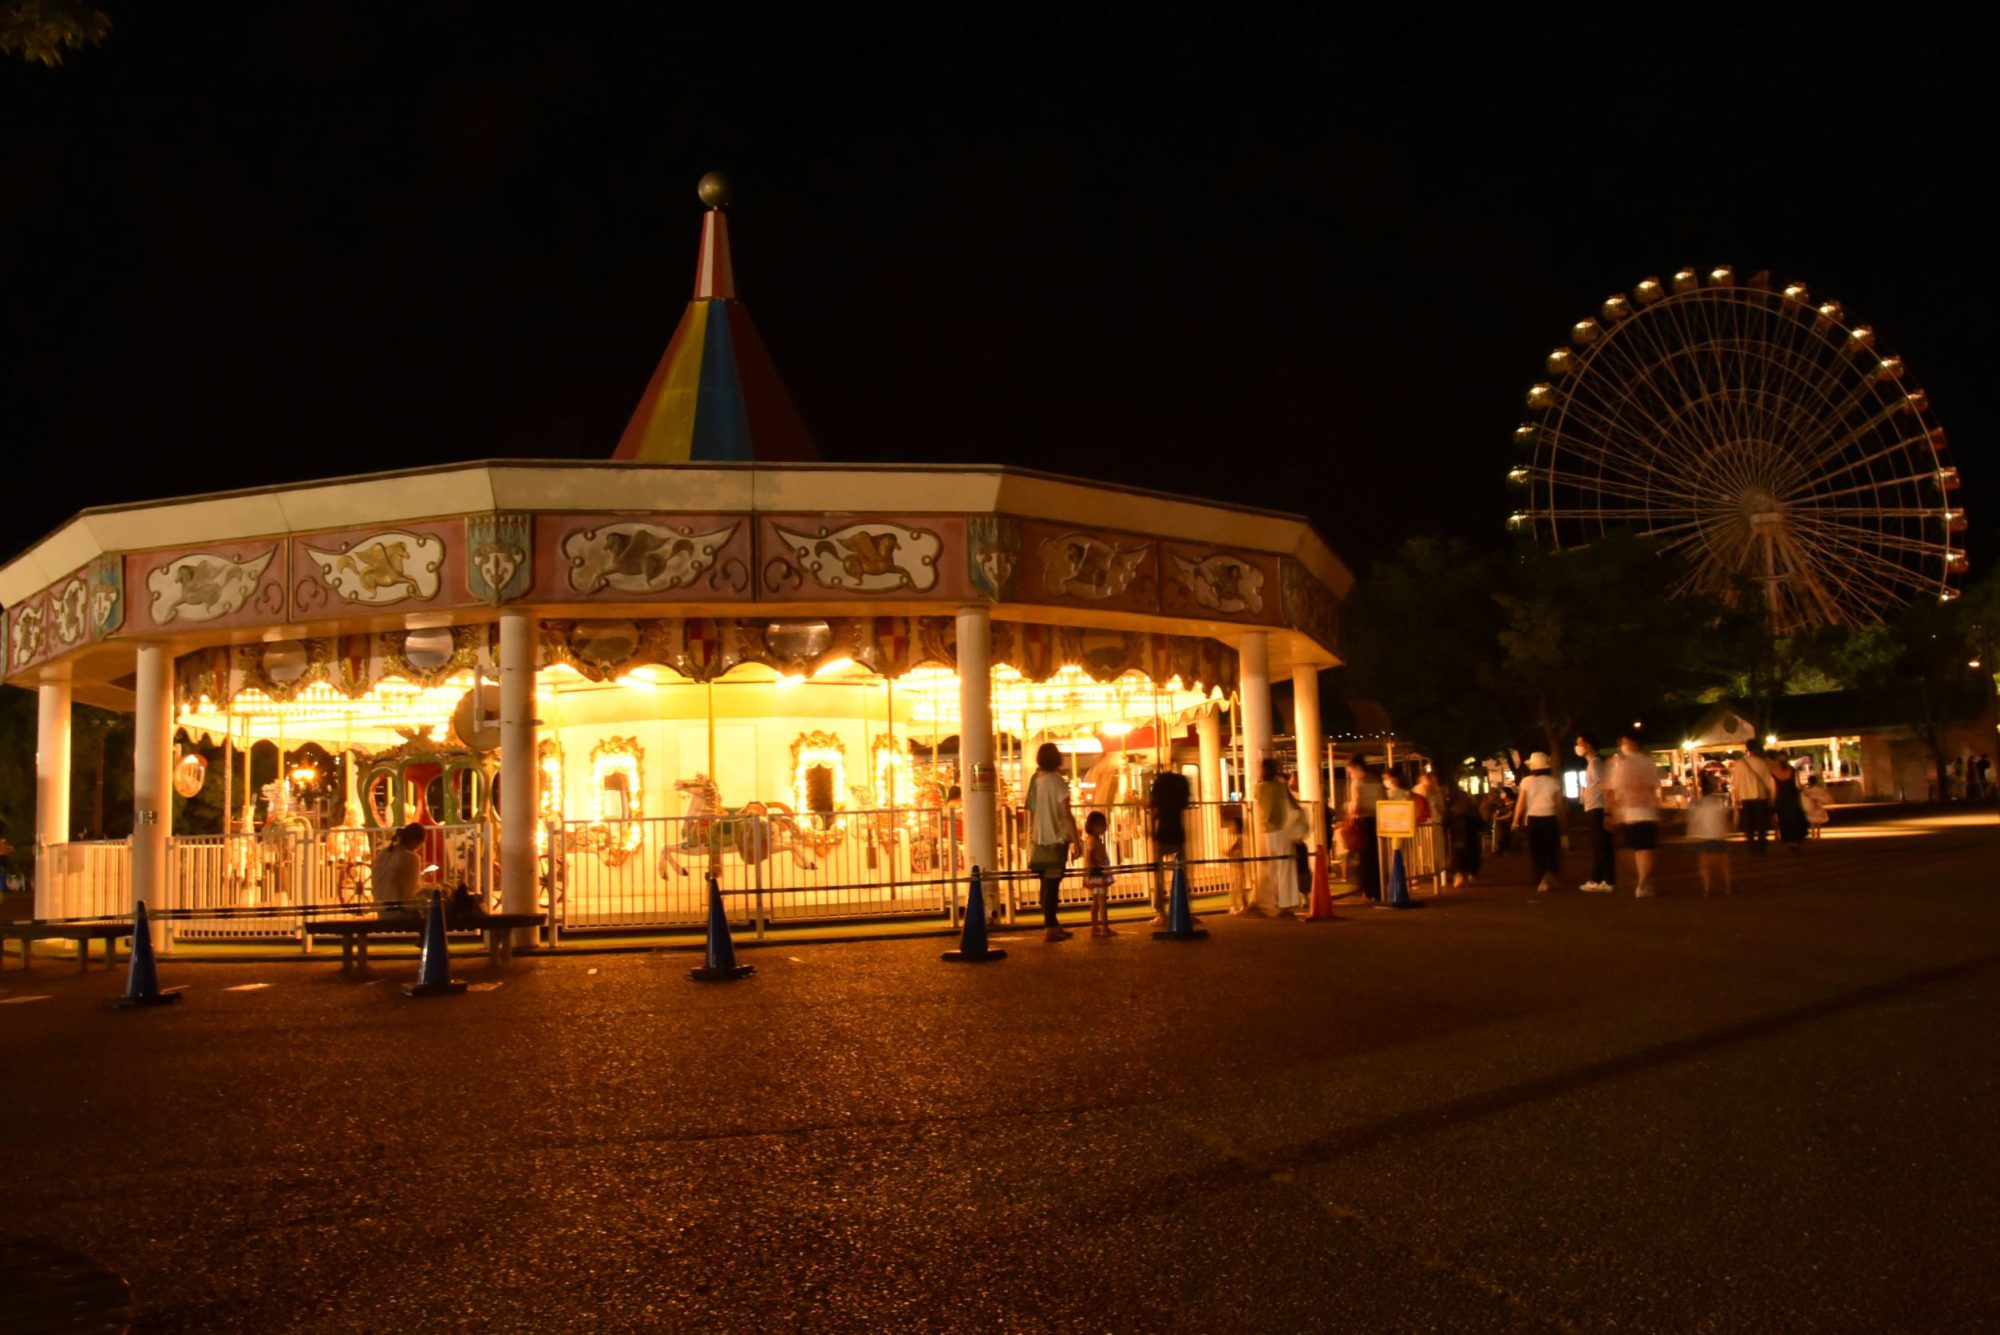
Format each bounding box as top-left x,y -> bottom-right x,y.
657,775 -> 817,877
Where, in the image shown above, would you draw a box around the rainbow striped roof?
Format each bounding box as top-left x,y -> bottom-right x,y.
613,187 -> 817,463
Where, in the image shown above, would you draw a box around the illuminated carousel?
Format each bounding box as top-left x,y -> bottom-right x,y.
1,174 -> 1350,941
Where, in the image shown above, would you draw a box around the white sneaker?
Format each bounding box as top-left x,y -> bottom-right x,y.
1582,880 -> 1612,893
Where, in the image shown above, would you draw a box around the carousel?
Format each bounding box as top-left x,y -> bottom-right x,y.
1,174 -> 1351,941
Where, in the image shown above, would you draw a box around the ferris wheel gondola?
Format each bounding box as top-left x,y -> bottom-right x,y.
1509,267 -> 1966,630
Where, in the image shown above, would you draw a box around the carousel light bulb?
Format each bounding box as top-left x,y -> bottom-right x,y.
1708,265 -> 1734,285
813,656 -> 856,678
1671,269 -> 1700,293
1782,282 -> 1809,301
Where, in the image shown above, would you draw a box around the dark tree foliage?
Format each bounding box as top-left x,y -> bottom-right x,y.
0,0 -> 108,65
1347,533 -> 1730,767
1830,572 -> 1998,793
1342,537 -> 1512,767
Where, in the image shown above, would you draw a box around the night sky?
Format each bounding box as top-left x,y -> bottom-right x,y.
3,4 -> 1993,579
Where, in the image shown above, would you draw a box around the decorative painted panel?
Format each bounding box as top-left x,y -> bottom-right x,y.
7,594 -> 48,672
757,516 -> 969,602
1160,545 -> 1281,625
88,554 -> 123,641
967,515 -> 1022,601
1014,520 -> 1160,615
466,512 -> 533,605
530,514 -> 754,603
126,541 -> 288,635
290,522 -> 464,619
1280,558 -> 1341,656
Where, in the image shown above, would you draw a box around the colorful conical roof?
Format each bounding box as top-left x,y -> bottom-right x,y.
612,173 -> 818,463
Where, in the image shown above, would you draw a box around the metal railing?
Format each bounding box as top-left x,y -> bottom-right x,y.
21,804 -> 1268,945
554,806 -> 962,932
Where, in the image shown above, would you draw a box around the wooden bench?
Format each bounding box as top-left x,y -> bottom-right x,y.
306,912 -> 547,971
0,921 -> 132,972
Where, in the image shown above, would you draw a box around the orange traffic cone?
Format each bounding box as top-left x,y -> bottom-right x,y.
1304,845 -> 1340,922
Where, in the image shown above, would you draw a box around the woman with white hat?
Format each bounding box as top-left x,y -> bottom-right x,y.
1511,752 -> 1566,893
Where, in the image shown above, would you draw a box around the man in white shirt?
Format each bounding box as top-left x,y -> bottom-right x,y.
1609,732 -> 1662,897
1729,740 -> 1775,854
1575,733 -> 1612,892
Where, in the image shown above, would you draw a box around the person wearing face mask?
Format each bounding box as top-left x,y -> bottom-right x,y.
1609,731 -> 1663,897
1575,732 -> 1613,892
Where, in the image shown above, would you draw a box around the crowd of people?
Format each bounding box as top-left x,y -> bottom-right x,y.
1319,732 -> 1847,903
1015,726 -> 1872,941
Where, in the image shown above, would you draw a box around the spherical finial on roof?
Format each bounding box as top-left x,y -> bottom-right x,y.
697,171 -> 731,209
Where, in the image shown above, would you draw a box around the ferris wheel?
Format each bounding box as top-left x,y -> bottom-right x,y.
1509,267 -> 1967,630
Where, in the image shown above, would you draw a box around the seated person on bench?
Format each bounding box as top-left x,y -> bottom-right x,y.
369,824 -> 429,917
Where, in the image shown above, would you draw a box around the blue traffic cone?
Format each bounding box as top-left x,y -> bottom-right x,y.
942,866 -> 1007,962
403,889 -> 467,996
690,874 -> 754,981
111,901 -> 184,1008
1153,858 -> 1209,940
1383,846 -> 1421,910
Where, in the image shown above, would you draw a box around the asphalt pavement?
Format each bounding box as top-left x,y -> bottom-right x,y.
3,811 -> 1997,1332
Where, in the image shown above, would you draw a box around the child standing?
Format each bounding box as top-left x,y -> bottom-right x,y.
1687,783 -> 1732,897
1082,810 -> 1117,937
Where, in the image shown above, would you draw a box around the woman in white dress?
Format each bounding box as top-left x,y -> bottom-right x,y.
1250,758 -> 1305,917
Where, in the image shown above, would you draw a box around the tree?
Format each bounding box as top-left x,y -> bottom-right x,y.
1341,536 -> 1513,768
1493,532 -> 1727,757
1831,587 -> 1992,798
0,0 -> 109,66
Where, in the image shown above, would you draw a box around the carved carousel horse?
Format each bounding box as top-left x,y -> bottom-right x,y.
657,775 -> 818,877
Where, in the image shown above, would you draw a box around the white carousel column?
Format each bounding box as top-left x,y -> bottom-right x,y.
132,643 -> 173,940
955,605 -> 997,879
1195,705 -> 1223,860
34,676 -> 73,918
1292,663 -> 1325,849
498,611 -> 539,931
1239,632 -> 1272,787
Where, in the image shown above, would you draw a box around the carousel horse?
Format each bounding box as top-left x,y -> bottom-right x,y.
657,775 -> 817,877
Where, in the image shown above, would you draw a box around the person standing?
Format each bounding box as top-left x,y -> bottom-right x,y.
1146,766 -> 1191,925
1081,810 -> 1116,937
1687,775 -> 1733,897
1025,742 -> 1081,943
1800,772 -> 1832,836
1413,767 -> 1448,888
1449,781 -> 1484,886
1730,740 -> 1776,853
1511,752 -> 1565,894
1610,731 -> 1663,896
1773,757 -> 1808,853
1346,757 -> 1385,902
1250,758 -> 1304,917
1576,732 -> 1613,892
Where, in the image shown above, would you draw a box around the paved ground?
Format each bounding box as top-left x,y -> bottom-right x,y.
3,811 -> 1997,1332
